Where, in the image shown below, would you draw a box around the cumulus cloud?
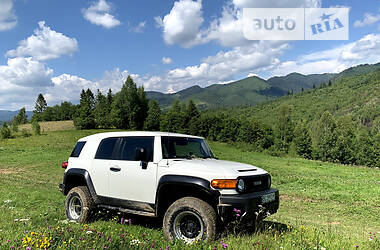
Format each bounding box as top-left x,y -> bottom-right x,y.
0,57 -> 53,110
83,0 -> 121,29
6,21 -> 78,61
156,0 -> 321,48
0,57 -> 53,88
162,57 -> 173,64
0,0 -> 17,31
354,11 -> 380,28
157,0 -> 205,48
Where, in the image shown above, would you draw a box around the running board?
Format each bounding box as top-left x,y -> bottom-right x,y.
98,204 -> 156,217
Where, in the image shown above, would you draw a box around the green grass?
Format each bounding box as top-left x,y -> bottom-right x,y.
0,130 -> 379,249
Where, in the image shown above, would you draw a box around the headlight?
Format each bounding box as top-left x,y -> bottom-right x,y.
237,179 -> 245,192
268,175 -> 271,188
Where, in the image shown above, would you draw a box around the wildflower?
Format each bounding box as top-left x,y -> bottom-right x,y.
26,247 -> 31,250
86,231 -> 93,234
121,217 -> 124,225
355,245 -> 359,248
321,247 -> 326,250
165,246 -> 170,250
4,200 -> 12,204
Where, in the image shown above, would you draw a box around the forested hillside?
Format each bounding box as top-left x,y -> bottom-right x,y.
225,69 -> 380,126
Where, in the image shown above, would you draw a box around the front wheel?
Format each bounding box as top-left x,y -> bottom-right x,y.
163,197 -> 217,243
65,186 -> 94,223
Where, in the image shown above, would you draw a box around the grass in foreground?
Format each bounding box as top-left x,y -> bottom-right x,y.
0,130 -> 379,249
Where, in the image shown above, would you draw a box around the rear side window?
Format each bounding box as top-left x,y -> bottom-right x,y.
119,137 -> 154,161
70,141 -> 86,158
95,137 -> 119,160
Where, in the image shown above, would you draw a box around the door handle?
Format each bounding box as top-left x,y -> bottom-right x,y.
110,166 -> 121,172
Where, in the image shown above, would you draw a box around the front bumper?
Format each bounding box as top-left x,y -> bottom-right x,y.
217,188 -> 279,221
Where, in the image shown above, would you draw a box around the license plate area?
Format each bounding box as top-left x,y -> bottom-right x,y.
261,192 -> 276,204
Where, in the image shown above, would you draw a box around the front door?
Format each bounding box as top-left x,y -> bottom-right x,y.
109,136 -> 157,204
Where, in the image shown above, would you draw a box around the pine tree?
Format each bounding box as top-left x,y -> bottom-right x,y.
32,94 -> 47,121
311,111 -> 337,161
94,90 -> 111,128
111,76 -> 147,129
0,122 -> 11,139
13,107 -> 28,125
144,100 -> 161,131
292,119 -> 312,159
274,104 -> 294,153
160,100 -> 185,133
185,100 -> 200,134
73,89 -> 96,129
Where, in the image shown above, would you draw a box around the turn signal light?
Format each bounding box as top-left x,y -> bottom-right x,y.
211,179 -> 237,189
61,161 -> 68,169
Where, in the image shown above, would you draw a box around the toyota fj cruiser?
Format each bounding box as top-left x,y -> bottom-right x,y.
59,131 -> 279,242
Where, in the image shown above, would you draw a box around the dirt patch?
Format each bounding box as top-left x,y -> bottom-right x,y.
0,168 -> 19,175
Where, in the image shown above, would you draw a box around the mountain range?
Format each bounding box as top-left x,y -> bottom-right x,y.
147,62 -> 380,109
1,62 -> 379,123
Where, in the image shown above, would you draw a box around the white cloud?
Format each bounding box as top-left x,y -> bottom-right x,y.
156,0 -> 321,48
0,57 -> 53,110
158,0 -> 205,48
0,57 -> 53,88
83,0 -> 121,29
0,0 -> 17,31
354,12 -> 380,28
266,33 -> 380,77
6,21 -> 78,61
129,21 -> 146,33
162,57 -> 173,64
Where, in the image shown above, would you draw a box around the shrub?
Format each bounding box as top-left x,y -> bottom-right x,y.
21,129 -> 31,137
0,123 -> 11,139
32,121 -> 41,135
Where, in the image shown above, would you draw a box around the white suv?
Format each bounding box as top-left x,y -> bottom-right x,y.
59,131 -> 279,242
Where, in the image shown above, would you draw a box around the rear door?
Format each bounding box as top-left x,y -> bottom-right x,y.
91,137 -> 120,197
108,136 -> 158,204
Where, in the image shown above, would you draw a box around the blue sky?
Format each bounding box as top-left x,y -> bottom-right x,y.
0,0 -> 379,110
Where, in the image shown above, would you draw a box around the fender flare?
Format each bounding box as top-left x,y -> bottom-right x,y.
155,175 -> 220,214
62,168 -> 97,200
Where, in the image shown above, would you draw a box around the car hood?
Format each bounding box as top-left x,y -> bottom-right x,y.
165,158 -> 268,179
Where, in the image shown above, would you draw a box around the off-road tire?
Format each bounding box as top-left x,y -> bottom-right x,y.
163,197 -> 217,243
65,186 -> 94,223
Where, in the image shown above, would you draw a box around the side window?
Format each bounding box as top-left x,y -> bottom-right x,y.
95,137 -> 119,160
119,137 -> 154,162
70,141 -> 86,158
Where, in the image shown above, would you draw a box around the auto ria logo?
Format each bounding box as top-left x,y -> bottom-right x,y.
243,8 -> 349,40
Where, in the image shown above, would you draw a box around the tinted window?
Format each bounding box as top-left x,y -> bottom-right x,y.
119,137 -> 154,161
95,137 -> 119,160
70,141 -> 86,158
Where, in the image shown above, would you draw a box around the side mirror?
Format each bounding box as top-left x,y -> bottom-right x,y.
135,148 -> 148,169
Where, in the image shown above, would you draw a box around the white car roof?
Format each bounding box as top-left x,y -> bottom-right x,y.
78,131 -> 204,141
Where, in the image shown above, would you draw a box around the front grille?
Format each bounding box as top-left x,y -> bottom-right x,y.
239,174 -> 269,193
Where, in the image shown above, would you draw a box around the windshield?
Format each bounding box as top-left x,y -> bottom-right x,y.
161,136 -> 214,159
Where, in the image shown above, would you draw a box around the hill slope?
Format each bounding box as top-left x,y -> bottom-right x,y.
226,69 -> 380,126
147,63 -> 380,110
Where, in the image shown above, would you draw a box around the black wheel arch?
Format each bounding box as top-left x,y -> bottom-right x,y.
62,168 -> 98,201
155,175 -> 220,217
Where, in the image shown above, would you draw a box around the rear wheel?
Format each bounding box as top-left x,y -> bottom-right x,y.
65,186 -> 94,223
163,197 -> 217,243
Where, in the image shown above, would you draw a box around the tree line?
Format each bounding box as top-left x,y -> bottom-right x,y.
2,76 -> 379,168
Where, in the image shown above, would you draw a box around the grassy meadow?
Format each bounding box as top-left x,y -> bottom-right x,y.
0,129 -> 379,249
